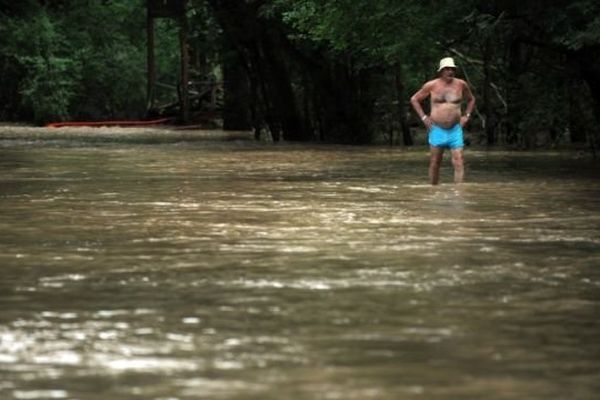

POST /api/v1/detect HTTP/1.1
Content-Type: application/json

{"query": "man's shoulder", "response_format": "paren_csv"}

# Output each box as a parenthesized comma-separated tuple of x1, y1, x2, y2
(424, 78, 441, 88)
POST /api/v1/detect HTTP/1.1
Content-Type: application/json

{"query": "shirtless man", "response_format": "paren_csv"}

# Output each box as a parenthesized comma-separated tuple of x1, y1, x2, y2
(410, 57, 475, 185)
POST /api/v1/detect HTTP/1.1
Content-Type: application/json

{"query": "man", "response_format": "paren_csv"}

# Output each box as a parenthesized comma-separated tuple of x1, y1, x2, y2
(410, 57, 475, 185)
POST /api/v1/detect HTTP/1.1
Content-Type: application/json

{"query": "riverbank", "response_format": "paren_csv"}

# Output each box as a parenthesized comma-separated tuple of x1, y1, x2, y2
(0, 124, 254, 144)
(0, 124, 595, 158)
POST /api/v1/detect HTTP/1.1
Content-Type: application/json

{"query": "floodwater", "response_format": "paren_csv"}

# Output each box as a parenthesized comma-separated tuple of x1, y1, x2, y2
(1, 137, 599, 399)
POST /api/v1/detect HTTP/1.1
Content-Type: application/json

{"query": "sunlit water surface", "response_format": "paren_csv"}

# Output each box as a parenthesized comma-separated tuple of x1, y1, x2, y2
(1, 139, 599, 399)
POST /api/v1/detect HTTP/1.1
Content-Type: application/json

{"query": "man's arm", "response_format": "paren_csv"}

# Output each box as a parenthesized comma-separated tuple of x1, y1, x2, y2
(410, 82, 433, 129)
(461, 81, 476, 127)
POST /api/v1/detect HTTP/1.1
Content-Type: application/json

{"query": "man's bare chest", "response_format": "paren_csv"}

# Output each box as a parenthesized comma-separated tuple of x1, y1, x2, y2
(431, 83, 463, 104)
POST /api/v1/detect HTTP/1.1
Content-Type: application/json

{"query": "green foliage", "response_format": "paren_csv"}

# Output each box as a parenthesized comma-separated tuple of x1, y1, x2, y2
(57, 0, 149, 120)
(1, 0, 599, 148)
(272, 0, 433, 68)
(3, 11, 81, 123)
(19, 55, 81, 123)
(546, 0, 600, 50)
(459, 0, 600, 146)
(252, 0, 447, 142)
(0, 0, 177, 123)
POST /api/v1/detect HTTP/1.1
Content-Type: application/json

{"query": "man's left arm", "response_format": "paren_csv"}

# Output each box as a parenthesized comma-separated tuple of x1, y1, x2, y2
(460, 81, 476, 127)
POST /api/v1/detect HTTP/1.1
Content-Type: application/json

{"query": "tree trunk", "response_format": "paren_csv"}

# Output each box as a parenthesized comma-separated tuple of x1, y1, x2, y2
(206, 0, 311, 141)
(222, 48, 252, 131)
(313, 61, 374, 144)
(260, 32, 308, 141)
(206, 0, 376, 144)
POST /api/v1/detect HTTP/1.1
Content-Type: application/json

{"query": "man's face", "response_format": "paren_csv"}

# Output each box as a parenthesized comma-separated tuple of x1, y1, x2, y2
(440, 67, 456, 80)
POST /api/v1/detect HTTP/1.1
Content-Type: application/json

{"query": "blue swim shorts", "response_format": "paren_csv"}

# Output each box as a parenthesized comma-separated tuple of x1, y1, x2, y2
(428, 124, 464, 149)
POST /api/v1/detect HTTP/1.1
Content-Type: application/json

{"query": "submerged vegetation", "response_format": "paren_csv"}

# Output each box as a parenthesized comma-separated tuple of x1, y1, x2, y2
(1, 0, 600, 150)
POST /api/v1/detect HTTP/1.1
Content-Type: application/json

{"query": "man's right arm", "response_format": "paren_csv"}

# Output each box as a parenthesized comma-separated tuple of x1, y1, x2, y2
(410, 82, 433, 128)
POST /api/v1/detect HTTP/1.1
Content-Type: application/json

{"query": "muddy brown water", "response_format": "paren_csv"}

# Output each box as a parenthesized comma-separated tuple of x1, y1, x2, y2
(1, 135, 599, 399)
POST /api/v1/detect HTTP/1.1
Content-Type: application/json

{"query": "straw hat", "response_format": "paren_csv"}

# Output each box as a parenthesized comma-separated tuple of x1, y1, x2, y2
(437, 57, 457, 71)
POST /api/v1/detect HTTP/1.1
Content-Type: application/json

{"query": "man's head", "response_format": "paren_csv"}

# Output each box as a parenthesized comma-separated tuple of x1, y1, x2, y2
(438, 57, 457, 71)
(437, 57, 457, 81)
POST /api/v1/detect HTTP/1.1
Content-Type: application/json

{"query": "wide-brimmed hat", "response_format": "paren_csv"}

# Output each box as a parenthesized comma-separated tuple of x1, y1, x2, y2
(437, 57, 457, 71)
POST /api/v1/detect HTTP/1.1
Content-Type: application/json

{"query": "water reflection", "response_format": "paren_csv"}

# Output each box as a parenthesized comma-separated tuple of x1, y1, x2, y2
(1, 142, 599, 399)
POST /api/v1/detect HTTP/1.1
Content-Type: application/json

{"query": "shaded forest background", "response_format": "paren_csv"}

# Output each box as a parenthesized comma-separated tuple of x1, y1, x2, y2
(1, 0, 600, 150)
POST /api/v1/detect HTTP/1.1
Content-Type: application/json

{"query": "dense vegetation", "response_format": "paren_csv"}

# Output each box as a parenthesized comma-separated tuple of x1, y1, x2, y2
(1, 0, 600, 150)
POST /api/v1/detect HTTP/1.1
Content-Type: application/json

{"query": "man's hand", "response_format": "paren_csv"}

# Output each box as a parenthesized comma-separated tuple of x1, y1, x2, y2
(424, 117, 434, 130)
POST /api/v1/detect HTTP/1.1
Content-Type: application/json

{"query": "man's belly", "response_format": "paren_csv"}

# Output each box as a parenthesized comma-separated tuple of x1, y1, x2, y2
(430, 104, 461, 128)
